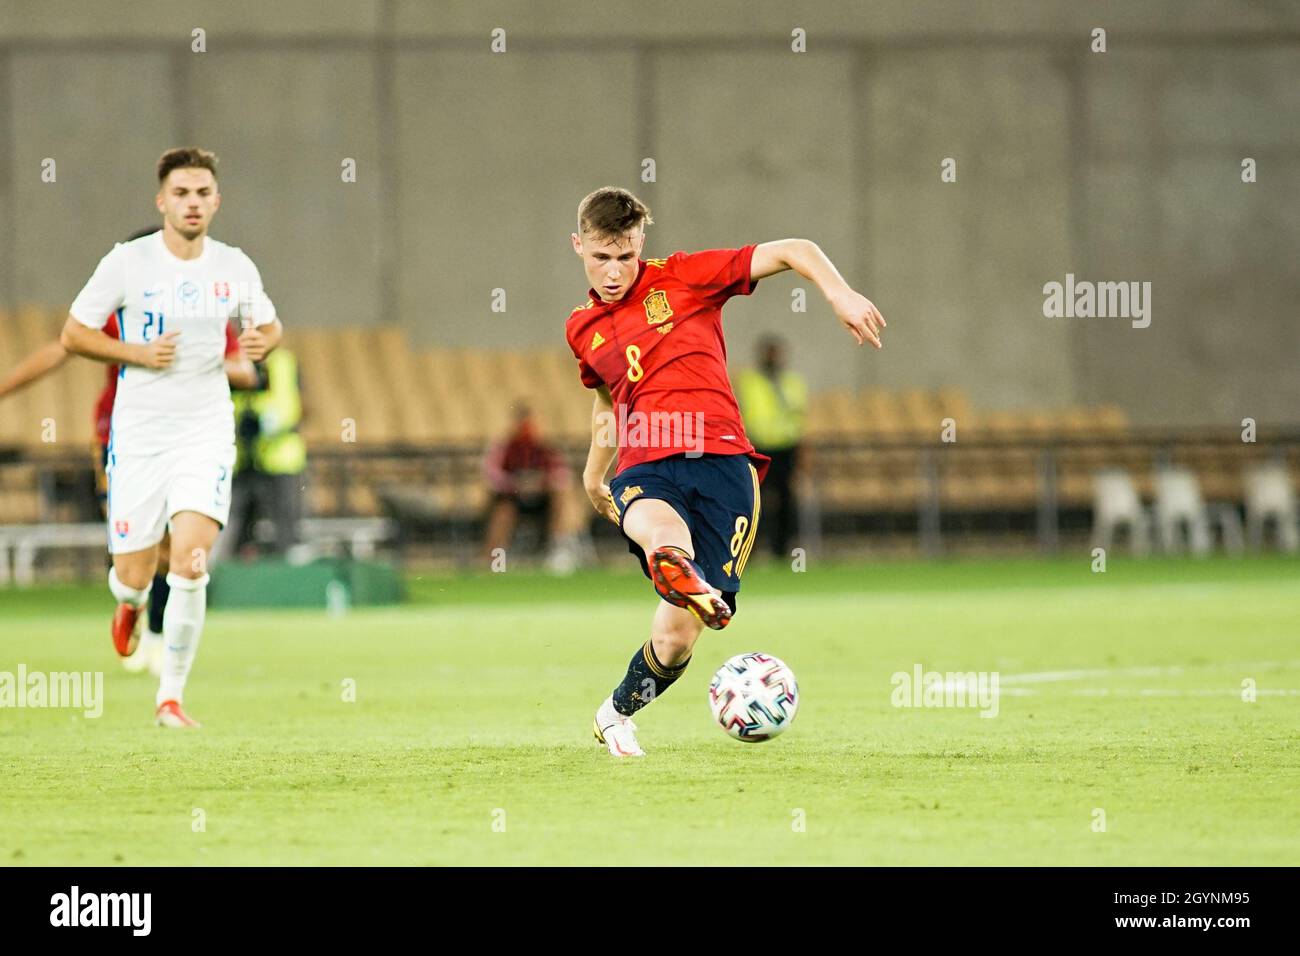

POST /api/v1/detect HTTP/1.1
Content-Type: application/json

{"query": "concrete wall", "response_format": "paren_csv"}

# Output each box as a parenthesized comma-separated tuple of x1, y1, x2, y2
(1, 0, 1296, 425)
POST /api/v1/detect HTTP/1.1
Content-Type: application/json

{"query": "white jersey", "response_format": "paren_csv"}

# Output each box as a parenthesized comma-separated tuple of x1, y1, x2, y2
(69, 231, 277, 456)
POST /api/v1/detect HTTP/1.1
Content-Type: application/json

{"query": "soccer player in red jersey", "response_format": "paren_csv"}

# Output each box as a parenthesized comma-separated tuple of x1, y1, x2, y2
(566, 187, 885, 756)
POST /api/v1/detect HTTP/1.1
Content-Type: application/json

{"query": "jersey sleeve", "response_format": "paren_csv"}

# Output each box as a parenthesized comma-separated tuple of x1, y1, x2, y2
(668, 244, 759, 304)
(576, 355, 602, 389)
(223, 323, 241, 357)
(567, 326, 604, 389)
(236, 252, 278, 327)
(68, 244, 126, 329)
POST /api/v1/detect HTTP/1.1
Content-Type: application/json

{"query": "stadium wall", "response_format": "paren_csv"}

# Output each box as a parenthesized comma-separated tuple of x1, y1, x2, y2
(0, 0, 1295, 427)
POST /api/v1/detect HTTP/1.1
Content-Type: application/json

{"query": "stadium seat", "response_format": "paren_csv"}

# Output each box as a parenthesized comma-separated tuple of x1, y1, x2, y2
(1092, 468, 1151, 555)
(857, 389, 909, 440)
(806, 389, 856, 441)
(1152, 466, 1213, 556)
(1092, 405, 1130, 435)
(1243, 461, 1298, 552)
(898, 389, 940, 440)
(14, 317, 1280, 561)
(935, 387, 972, 427)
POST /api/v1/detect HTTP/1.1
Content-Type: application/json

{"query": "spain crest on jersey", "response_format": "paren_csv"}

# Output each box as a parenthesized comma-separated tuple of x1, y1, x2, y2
(643, 288, 673, 325)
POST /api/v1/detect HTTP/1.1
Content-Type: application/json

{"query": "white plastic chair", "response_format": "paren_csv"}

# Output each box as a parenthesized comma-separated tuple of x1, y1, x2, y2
(1153, 466, 1212, 556)
(1244, 461, 1298, 552)
(1092, 468, 1151, 555)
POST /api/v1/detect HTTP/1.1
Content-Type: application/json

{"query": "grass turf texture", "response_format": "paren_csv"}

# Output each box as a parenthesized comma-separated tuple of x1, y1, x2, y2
(2, 555, 1297, 866)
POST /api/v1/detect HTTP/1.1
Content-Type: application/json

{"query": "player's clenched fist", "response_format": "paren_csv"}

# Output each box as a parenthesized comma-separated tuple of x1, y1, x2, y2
(138, 330, 180, 369)
(238, 324, 270, 363)
(829, 289, 886, 349)
(585, 479, 620, 525)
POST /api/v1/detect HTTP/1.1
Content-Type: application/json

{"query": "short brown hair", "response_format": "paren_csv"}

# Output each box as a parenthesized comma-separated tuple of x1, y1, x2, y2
(157, 147, 218, 184)
(578, 187, 653, 239)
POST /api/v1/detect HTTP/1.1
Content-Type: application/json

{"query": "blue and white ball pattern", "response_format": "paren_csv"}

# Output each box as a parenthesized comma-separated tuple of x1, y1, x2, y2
(708, 652, 799, 742)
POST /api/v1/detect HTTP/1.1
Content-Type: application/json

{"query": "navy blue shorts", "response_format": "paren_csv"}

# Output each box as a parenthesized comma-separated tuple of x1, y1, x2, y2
(609, 453, 763, 613)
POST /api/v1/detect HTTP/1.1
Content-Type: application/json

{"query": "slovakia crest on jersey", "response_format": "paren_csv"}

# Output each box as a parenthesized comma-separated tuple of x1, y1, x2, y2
(114, 520, 130, 537)
(214, 281, 231, 302)
(643, 288, 673, 325)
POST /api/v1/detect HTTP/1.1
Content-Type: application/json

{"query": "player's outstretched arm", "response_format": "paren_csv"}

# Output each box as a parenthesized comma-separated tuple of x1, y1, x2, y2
(238, 317, 282, 363)
(60, 315, 178, 369)
(750, 239, 886, 349)
(582, 384, 619, 525)
(0, 339, 70, 400)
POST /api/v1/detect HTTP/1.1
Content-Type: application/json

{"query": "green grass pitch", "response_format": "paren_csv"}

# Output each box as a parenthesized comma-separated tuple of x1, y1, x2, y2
(2, 555, 1297, 865)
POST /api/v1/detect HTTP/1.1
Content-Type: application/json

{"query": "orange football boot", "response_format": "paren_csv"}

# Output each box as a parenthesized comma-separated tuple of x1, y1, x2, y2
(648, 546, 732, 630)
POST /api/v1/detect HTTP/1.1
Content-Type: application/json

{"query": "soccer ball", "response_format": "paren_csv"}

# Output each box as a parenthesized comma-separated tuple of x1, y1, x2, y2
(708, 652, 799, 742)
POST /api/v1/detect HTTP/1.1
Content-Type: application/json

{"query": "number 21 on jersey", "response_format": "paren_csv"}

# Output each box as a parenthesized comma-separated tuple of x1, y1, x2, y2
(141, 310, 165, 341)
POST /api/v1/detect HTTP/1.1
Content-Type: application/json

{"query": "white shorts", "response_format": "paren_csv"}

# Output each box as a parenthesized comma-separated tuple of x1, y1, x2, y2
(105, 443, 235, 554)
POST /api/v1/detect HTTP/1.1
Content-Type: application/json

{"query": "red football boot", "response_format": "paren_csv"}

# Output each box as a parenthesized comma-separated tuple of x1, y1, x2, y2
(111, 603, 144, 657)
(155, 700, 201, 729)
(648, 547, 732, 630)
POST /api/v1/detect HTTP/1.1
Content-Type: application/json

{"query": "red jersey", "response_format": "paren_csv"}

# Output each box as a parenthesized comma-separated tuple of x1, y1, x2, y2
(565, 245, 770, 480)
(484, 422, 567, 494)
(94, 312, 242, 447)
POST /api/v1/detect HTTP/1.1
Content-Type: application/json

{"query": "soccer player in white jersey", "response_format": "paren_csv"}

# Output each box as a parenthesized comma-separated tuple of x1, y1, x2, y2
(60, 147, 283, 728)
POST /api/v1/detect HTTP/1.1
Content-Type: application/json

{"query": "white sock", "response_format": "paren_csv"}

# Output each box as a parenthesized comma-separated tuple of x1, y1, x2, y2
(157, 572, 208, 706)
(597, 695, 622, 726)
(140, 628, 164, 649)
(108, 567, 148, 607)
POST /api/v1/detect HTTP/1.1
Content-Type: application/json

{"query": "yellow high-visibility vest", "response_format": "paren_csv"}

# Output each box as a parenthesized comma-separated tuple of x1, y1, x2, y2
(233, 349, 307, 475)
(736, 368, 808, 451)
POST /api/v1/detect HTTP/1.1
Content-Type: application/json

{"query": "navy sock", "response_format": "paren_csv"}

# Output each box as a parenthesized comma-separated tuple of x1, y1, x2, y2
(612, 640, 690, 716)
(147, 573, 170, 634)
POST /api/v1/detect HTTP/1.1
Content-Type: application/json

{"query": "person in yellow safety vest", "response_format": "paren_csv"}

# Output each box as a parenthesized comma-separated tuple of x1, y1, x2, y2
(735, 336, 807, 560)
(225, 346, 307, 558)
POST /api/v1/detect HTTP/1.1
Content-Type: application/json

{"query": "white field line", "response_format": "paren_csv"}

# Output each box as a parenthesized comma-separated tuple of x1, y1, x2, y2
(938, 662, 1300, 698)
(999, 666, 1183, 685)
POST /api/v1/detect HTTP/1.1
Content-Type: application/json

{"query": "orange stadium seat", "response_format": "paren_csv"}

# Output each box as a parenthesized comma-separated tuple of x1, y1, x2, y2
(9, 317, 1281, 539)
(806, 388, 858, 441)
(0, 463, 42, 523)
(853, 388, 907, 441)
(1092, 404, 1130, 435)
(935, 387, 973, 427)
(291, 328, 344, 446)
(899, 388, 941, 440)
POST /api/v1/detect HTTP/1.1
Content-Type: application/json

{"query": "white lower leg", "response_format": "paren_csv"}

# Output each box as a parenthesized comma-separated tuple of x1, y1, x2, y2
(157, 572, 208, 706)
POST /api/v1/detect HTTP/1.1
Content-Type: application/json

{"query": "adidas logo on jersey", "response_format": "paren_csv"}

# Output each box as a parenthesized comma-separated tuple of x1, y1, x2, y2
(590, 332, 606, 351)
